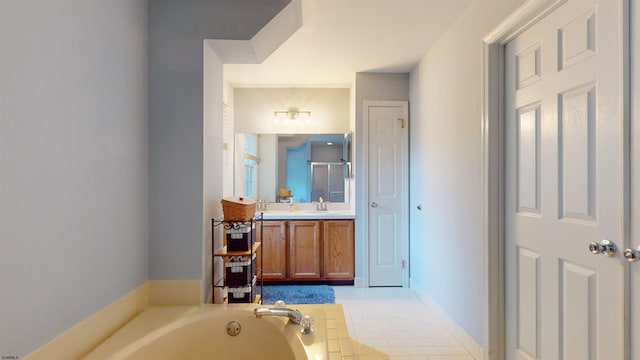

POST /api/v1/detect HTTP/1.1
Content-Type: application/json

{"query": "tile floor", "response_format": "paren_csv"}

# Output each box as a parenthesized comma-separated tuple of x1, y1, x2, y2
(332, 286, 475, 360)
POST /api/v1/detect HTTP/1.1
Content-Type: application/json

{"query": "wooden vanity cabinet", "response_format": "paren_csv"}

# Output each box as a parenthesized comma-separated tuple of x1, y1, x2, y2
(255, 220, 287, 280)
(289, 220, 321, 279)
(323, 220, 354, 280)
(257, 218, 354, 282)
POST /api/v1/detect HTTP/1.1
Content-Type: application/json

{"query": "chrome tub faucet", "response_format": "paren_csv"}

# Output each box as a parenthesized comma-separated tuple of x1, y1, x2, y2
(253, 300, 302, 324)
(253, 300, 315, 334)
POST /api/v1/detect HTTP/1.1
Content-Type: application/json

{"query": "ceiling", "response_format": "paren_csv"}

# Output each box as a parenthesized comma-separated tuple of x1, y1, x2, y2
(224, 0, 472, 88)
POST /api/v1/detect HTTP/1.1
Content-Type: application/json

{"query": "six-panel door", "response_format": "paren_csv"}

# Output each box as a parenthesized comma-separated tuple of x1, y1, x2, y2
(505, 0, 627, 358)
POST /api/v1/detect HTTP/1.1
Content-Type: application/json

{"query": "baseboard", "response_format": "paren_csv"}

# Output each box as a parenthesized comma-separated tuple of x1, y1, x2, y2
(148, 280, 202, 305)
(353, 277, 365, 288)
(206, 287, 213, 304)
(25, 282, 149, 360)
(411, 285, 484, 360)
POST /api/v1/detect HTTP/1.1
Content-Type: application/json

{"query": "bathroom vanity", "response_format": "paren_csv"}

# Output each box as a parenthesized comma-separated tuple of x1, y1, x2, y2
(256, 215, 354, 284)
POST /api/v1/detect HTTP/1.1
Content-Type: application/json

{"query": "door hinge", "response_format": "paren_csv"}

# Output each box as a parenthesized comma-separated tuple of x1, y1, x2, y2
(402, 260, 406, 269)
(398, 118, 405, 128)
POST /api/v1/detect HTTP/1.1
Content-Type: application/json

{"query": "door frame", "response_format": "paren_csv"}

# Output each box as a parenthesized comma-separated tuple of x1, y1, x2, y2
(480, 1, 568, 358)
(362, 100, 410, 288)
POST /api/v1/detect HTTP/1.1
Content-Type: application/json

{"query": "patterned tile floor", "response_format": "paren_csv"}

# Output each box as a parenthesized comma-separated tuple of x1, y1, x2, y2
(332, 286, 475, 360)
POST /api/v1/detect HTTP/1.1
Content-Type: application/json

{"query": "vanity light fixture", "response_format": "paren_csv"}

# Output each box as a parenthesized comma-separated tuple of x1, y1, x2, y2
(273, 107, 312, 123)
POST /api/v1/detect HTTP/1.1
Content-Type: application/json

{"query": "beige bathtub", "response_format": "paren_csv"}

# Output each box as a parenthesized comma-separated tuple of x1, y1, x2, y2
(83, 304, 385, 360)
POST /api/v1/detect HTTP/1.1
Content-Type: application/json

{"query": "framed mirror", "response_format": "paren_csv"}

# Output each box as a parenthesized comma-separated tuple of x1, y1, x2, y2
(234, 133, 351, 203)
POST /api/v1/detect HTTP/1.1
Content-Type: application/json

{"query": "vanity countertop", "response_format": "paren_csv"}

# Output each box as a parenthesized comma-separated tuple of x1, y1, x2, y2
(258, 209, 355, 220)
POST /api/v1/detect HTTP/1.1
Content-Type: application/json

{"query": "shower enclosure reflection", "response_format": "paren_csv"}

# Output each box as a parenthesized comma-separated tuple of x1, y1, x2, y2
(310, 162, 347, 202)
(234, 133, 351, 203)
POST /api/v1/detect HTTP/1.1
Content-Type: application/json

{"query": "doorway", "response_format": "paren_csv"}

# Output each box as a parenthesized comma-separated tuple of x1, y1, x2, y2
(364, 100, 409, 287)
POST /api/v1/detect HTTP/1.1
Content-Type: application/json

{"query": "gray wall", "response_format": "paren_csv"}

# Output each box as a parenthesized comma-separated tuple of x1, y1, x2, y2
(148, 1, 289, 284)
(148, 0, 208, 281)
(0, 0, 149, 356)
(0, 0, 289, 354)
(354, 73, 410, 282)
(408, 0, 525, 345)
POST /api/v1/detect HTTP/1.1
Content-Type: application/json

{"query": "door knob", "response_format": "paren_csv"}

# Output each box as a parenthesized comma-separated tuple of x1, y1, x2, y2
(623, 247, 640, 262)
(588, 239, 616, 257)
(371, 202, 378, 208)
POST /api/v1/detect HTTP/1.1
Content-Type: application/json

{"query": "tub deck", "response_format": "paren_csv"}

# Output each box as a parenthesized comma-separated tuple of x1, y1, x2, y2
(83, 304, 387, 360)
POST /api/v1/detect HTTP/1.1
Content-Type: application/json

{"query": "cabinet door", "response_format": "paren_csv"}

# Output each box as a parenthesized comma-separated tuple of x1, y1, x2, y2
(289, 220, 321, 279)
(255, 221, 287, 280)
(323, 220, 354, 280)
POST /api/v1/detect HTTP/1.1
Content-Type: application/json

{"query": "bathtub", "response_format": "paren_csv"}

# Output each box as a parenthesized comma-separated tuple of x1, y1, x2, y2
(83, 304, 333, 360)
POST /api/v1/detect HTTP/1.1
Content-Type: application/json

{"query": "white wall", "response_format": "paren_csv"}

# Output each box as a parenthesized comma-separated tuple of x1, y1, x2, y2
(234, 88, 351, 134)
(0, 0, 148, 356)
(203, 42, 224, 303)
(408, 0, 525, 345)
(234, 134, 247, 199)
(258, 134, 278, 202)
(223, 80, 235, 199)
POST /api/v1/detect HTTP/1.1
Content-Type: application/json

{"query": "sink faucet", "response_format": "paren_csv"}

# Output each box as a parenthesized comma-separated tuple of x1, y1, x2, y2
(254, 301, 303, 324)
(316, 197, 328, 211)
(256, 198, 266, 211)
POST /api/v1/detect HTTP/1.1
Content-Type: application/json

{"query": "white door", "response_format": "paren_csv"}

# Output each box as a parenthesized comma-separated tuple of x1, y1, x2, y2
(505, 0, 627, 359)
(365, 101, 408, 287)
(632, 3, 640, 359)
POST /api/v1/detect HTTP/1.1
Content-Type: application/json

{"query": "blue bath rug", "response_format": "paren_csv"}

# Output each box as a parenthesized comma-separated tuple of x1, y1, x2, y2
(260, 285, 335, 305)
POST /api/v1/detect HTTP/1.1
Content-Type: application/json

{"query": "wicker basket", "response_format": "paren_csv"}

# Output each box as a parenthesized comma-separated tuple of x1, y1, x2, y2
(221, 197, 256, 222)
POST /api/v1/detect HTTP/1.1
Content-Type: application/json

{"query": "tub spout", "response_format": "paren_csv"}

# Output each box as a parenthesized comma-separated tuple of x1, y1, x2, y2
(253, 306, 303, 325)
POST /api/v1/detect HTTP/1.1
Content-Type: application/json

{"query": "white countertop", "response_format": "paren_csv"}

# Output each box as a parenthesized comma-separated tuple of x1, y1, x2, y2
(258, 210, 355, 220)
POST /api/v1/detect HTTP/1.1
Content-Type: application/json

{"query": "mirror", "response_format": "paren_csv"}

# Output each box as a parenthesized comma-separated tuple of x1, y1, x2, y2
(234, 133, 352, 203)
